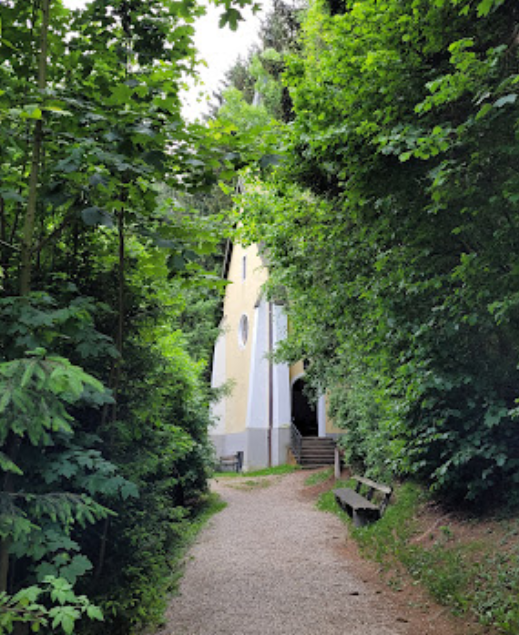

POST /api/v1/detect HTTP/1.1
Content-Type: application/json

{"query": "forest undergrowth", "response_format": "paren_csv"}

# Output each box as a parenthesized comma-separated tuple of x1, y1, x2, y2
(318, 474, 519, 634)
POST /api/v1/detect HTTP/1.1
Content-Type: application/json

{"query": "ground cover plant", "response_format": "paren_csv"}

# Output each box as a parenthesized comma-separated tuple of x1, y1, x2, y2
(4, 0, 519, 630)
(0, 0, 270, 632)
(304, 468, 333, 487)
(215, 465, 298, 478)
(232, 0, 519, 508)
(317, 478, 519, 633)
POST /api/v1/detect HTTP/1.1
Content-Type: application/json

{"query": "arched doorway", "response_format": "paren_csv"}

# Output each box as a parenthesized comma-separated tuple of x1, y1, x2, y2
(291, 378, 318, 437)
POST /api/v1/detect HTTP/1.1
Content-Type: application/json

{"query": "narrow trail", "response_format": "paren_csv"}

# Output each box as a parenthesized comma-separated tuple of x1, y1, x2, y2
(155, 471, 460, 635)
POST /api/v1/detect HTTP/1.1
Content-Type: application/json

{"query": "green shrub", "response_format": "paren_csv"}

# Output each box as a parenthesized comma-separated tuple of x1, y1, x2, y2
(318, 480, 519, 632)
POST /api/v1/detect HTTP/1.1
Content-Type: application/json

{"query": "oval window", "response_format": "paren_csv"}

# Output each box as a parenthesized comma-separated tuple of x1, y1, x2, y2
(238, 314, 249, 348)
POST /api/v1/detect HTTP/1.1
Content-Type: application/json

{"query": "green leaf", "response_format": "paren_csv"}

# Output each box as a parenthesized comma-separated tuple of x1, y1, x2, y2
(477, 0, 505, 16)
(12, 585, 43, 604)
(49, 579, 74, 606)
(81, 207, 114, 228)
(494, 94, 517, 108)
(0, 388, 12, 414)
(36, 562, 58, 583)
(0, 188, 25, 203)
(219, 7, 242, 31)
(109, 84, 133, 104)
(475, 102, 492, 120)
(259, 153, 283, 168)
(86, 605, 104, 621)
(141, 150, 167, 170)
(42, 105, 73, 117)
(21, 361, 37, 388)
(0, 451, 23, 476)
(89, 173, 107, 187)
(23, 105, 43, 120)
(120, 481, 139, 500)
(55, 153, 81, 174)
(60, 555, 93, 585)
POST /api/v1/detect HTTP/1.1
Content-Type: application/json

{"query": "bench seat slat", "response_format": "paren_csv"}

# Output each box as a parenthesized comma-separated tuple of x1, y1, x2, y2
(333, 488, 379, 512)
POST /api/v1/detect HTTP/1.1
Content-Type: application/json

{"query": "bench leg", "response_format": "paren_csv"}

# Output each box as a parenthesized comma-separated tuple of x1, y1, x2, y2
(352, 511, 365, 528)
(352, 510, 380, 527)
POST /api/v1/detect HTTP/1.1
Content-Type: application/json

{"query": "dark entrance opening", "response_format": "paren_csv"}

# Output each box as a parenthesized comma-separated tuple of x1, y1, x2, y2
(292, 378, 318, 437)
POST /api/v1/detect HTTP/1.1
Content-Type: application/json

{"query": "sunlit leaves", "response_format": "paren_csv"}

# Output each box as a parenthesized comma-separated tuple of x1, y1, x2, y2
(476, 0, 506, 16)
(0, 576, 103, 635)
(0, 0, 263, 630)
(242, 0, 519, 504)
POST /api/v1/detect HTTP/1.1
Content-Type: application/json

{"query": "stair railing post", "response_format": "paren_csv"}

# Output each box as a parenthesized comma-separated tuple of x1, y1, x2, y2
(290, 423, 302, 464)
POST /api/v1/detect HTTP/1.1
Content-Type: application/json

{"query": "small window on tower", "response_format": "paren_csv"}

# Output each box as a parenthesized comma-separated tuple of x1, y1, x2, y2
(238, 314, 249, 348)
(242, 255, 247, 281)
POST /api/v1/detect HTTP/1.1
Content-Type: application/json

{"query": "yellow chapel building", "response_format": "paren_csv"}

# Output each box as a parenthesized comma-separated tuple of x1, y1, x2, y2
(210, 240, 342, 470)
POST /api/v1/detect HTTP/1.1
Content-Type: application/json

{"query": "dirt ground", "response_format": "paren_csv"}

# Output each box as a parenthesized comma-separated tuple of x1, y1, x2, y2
(155, 470, 499, 635)
(301, 476, 497, 635)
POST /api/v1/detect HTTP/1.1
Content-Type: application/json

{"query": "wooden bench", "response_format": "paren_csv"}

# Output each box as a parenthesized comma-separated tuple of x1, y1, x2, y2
(218, 451, 243, 473)
(334, 475, 392, 527)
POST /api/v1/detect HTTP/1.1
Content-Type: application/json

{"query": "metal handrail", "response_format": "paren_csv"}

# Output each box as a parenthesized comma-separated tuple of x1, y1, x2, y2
(290, 423, 303, 464)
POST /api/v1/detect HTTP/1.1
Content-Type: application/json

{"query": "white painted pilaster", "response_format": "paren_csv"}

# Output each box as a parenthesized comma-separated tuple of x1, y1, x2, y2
(209, 328, 226, 435)
(245, 300, 269, 430)
(272, 305, 291, 429)
(318, 394, 326, 437)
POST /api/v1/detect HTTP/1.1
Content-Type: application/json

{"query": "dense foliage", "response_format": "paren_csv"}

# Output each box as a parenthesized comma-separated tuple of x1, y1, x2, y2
(4, 0, 519, 629)
(231, 0, 519, 506)
(0, 0, 262, 632)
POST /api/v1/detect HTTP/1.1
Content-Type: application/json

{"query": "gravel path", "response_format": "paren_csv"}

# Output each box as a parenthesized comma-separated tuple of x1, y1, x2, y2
(156, 471, 410, 635)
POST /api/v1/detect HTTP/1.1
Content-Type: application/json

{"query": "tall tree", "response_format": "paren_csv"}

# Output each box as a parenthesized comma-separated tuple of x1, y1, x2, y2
(0, 0, 262, 631)
(236, 0, 519, 505)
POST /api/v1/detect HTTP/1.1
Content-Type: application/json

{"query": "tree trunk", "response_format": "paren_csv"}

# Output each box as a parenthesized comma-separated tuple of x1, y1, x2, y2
(97, 206, 125, 576)
(0, 539, 11, 593)
(113, 206, 125, 417)
(0, 437, 20, 593)
(19, 0, 50, 295)
(1, 0, 52, 591)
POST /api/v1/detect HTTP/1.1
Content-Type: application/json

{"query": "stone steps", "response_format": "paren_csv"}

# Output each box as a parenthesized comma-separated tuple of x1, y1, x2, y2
(298, 437, 336, 467)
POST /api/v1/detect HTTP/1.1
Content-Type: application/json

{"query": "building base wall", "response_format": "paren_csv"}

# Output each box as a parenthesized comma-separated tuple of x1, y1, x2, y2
(210, 427, 292, 471)
(272, 425, 291, 467)
(246, 427, 269, 470)
(210, 431, 248, 460)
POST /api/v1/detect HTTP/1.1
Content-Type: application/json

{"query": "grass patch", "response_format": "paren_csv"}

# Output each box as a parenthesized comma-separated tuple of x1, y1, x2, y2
(214, 471, 242, 478)
(350, 483, 423, 562)
(305, 467, 333, 486)
(316, 477, 351, 521)
(244, 464, 298, 477)
(470, 531, 519, 633)
(165, 492, 227, 592)
(216, 464, 298, 478)
(316, 480, 519, 633)
(185, 492, 227, 537)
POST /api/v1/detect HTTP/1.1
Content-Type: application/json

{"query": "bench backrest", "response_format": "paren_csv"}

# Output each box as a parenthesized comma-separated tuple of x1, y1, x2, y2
(353, 475, 392, 514)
